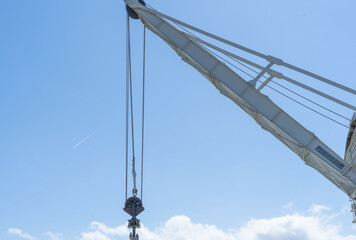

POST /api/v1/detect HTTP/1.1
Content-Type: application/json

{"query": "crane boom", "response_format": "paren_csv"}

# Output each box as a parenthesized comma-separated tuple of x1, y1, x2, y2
(124, 0, 356, 215)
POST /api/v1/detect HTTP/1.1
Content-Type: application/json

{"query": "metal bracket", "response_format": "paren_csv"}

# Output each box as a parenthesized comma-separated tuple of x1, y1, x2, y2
(248, 62, 274, 88)
(268, 69, 283, 79)
(266, 55, 284, 65)
(257, 75, 274, 91)
(128, 217, 141, 229)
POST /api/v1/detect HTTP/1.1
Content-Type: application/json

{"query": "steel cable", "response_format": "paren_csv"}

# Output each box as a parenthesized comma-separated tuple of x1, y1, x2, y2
(169, 20, 349, 128)
(169, 20, 350, 127)
(125, 14, 130, 200)
(141, 26, 146, 200)
(127, 14, 138, 197)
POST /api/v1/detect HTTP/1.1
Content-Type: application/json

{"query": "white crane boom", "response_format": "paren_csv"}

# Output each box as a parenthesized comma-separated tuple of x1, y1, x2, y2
(124, 0, 356, 221)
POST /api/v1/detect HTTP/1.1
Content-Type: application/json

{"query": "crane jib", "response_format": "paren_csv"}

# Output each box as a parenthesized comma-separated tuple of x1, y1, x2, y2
(123, 0, 356, 223)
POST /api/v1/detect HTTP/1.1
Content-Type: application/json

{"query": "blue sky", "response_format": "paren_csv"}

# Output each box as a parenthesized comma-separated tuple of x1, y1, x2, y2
(1, 0, 356, 239)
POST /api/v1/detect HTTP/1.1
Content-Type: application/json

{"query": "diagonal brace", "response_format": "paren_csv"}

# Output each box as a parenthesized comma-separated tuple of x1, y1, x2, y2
(257, 75, 274, 91)
(249, 62, 274, 88)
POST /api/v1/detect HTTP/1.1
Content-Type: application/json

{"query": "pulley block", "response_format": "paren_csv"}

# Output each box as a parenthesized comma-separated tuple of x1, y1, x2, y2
(126, 0, 146, 19)
(124, 196, 144, 218)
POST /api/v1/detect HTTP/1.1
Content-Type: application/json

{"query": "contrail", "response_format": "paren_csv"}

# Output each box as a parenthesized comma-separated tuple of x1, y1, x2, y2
(72, 129, 100, 149)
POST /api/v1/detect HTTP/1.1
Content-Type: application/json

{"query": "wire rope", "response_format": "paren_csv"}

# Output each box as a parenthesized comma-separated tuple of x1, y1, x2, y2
(142, 4, 356, 96)
(140, 26, 146, 200)
(128, 17, 135, 160)
(224, 52, 350, 122)
(146, 3, 351, 129)
(171, 19, 350, 126)
(218, 50, 351, 121)
(265, 85, 349, 128)
(211, 49, 349, 128)
(269, 79, 350, 121)
(153, 6, 350, 122)
(169, 20, 349, 128)
(127, 14, 138, 197)
(125, 14, 130, 200)
(214, 53, 349, 128)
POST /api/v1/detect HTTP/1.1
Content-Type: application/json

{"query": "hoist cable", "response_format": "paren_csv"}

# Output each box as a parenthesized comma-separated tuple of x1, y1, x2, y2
(128, 18, 135, 158)
(127, 14, 138, 197)
(125, 14, 130, 200)
(140, 26, 146, 200)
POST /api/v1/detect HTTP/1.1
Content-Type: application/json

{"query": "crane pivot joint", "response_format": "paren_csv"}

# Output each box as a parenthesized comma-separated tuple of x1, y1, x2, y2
(126, 0, 146, 19)
(269, 69, 284, 79)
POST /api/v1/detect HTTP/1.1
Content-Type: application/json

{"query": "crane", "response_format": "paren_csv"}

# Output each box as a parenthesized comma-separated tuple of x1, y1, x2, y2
(123, 0, 356, 236)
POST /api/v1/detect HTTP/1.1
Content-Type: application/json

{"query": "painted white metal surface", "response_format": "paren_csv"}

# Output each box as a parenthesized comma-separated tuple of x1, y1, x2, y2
(346, 114, 356, 167)
(124, 0, 356, 199)
(347, 115, 356, 222)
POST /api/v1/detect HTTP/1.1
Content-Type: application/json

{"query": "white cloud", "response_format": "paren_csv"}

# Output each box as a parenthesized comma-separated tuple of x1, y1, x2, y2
(156, 215, 234, 240)
(8, 228, 36, 240)
(308, 204, 330, 215)
(233, 213, 350, 240)
(80, 231, 111, 240)
(44, 232, 62, 240)
(89, 221, 127, 236)
(79, 209, 356, 240)
(8, 205, 356, 240)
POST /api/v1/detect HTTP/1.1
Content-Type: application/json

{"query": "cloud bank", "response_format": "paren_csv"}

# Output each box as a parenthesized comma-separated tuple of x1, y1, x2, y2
(8, 205, 356, 240)
(8, 228, 36, 240)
